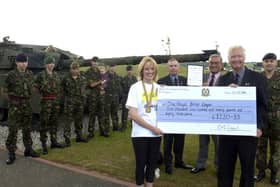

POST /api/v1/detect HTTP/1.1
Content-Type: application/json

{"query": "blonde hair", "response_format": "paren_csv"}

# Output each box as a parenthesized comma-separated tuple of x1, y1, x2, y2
(137, 56, 158, 81)
(99, 65, 107, 73)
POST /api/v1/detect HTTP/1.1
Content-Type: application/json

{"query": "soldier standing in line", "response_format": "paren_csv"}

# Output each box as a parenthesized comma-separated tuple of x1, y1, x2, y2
(254, 53, 280, 185)
(84, 57, 105, 140)
(61, 61, 87, 146)
(104, 64, 122, 131)
(34, 56, 64, 155)
(120, 65, 137, 131)
(5, 53, 39, 165)
(99, 65, 110, 137)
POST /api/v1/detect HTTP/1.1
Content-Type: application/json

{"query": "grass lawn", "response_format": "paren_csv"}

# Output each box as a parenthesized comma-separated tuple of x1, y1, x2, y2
(43, 126, 275, 187)
(47, 64, 275, 186)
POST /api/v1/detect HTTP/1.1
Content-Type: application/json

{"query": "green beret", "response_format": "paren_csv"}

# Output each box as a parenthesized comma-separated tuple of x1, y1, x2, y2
(44, 56, 55, 64)
(70, 61, 80, 69)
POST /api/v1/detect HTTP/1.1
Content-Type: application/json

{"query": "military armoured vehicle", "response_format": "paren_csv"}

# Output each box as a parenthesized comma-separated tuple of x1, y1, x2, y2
(0, 36, 85, 127)
(98, 49, 218, 66)
(0, 36, 218, 128)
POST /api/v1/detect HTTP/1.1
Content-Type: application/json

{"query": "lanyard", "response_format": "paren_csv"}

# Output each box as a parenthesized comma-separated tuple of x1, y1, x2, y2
(142, 81, 154, 113)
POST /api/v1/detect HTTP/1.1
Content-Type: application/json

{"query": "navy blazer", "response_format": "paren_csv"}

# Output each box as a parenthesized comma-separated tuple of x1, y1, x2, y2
(157, 75, 187, 86)
(216, 67, 268, 130)
(203, 72, 223, 86)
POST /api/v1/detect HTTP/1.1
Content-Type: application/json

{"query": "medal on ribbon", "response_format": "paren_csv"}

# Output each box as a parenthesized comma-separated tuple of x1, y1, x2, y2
(142, 81, 154, 113)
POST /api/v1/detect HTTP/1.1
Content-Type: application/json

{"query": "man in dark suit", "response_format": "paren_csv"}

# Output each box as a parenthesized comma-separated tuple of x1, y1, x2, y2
(216, 46, 267, 187)
(190, 54, 223, 174)
(157, 58, 192, 174)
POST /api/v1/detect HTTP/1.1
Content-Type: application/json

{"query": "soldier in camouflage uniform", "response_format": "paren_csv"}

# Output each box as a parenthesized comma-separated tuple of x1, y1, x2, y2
(61, 61, 87, 146)
(104, 65, 122, 131)
(98, 66, 110, 137)
(255, 53, 280, 185)
(5, 53, 39, 165)
(84, 57, 105, 139)
(34, 56, 64, 155)
(120, 65, 137, 131)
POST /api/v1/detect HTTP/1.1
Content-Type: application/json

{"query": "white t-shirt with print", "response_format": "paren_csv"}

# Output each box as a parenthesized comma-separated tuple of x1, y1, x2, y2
(126, 80, 161, 138)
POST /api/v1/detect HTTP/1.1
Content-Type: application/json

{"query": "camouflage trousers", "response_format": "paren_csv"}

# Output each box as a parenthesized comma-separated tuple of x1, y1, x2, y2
(6, 100, 33, 152)
(121, 95, 129, 129)
(87, 94, 105, 135)
(40, 99, 60, 145)
(256, 116, 280, 172)
(63, 100, 84, 139)
(98, 92, 109, 135)
(104, 93, 119, 131)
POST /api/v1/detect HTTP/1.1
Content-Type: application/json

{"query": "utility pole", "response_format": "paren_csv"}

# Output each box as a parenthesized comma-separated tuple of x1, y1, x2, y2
(161, 36, 171, 55)
(215, 41, 219, 51)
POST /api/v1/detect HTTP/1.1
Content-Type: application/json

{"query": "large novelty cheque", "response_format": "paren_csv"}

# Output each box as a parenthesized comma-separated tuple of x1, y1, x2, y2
(157, 86, 257, 136)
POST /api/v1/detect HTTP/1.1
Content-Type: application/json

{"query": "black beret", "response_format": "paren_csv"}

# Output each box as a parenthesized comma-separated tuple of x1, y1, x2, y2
(263, 53, 277, 61)
(16, 53, 27, 62)
(91, 56, 99, 62)
(109, 64, 115, 67)
(126, 65, 133, 71)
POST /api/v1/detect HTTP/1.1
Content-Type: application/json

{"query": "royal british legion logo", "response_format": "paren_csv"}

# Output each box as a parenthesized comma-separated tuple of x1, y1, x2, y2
(202, 88, 210, 97)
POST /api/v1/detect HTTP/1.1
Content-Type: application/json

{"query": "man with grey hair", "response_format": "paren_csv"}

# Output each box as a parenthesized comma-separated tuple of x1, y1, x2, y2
(190, 54, 223, 174)
(216, 46, 267, 187)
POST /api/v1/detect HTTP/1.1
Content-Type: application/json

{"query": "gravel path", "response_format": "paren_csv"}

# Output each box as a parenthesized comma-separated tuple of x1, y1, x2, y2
(0, 116, 90, 151)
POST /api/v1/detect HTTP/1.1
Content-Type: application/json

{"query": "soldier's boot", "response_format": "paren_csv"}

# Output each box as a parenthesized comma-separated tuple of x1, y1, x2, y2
(64, 137, 71, 147)
(50, 141, 64, 149)
(254, 170, 265, 182)
(119, 124, 127, 132)
(76, 135, 88, 143)
(24, 147, 40, 158)
(6, 152, 16, 165)
(112, 124, 118, 131)
(87, 132, 95, 141)
(41, 143, 48, 155)
(271, 171, 279, 185)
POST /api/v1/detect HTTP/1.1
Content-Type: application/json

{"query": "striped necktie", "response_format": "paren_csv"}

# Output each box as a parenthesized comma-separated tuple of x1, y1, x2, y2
(234, 73, 239, 84)
(209, 74, 215, 86)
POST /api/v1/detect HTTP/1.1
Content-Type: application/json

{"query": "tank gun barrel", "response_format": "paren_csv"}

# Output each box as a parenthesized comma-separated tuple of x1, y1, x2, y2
(90, 49, 219, 66)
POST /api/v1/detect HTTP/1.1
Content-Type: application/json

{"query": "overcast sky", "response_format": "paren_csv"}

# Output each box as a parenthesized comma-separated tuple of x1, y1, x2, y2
(1, 0, 280, 62)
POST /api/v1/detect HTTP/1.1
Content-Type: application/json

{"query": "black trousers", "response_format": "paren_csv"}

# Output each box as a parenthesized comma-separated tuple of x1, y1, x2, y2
(132, 137, 161, 185)
(218, 135, 258, 187)
(163, 134, 185, 167)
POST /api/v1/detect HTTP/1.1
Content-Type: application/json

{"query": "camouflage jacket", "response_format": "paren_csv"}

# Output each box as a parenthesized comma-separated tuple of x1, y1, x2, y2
(104, 72, 122, 95)
(5, 69, 33, 98)
(264, 71, 280, 112)
(84, 67, 101, 95)
(34, 70, 61, 96)
(61, 73, 85, 100)
(121, 75, 137, 96)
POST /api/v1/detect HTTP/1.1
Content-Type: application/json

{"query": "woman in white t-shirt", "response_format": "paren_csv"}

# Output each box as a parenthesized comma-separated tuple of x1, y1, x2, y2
(126, 56, 163, 187)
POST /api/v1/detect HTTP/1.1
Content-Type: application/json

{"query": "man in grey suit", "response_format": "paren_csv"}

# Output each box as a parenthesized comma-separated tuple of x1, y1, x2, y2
(190, 54, 223, 174)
